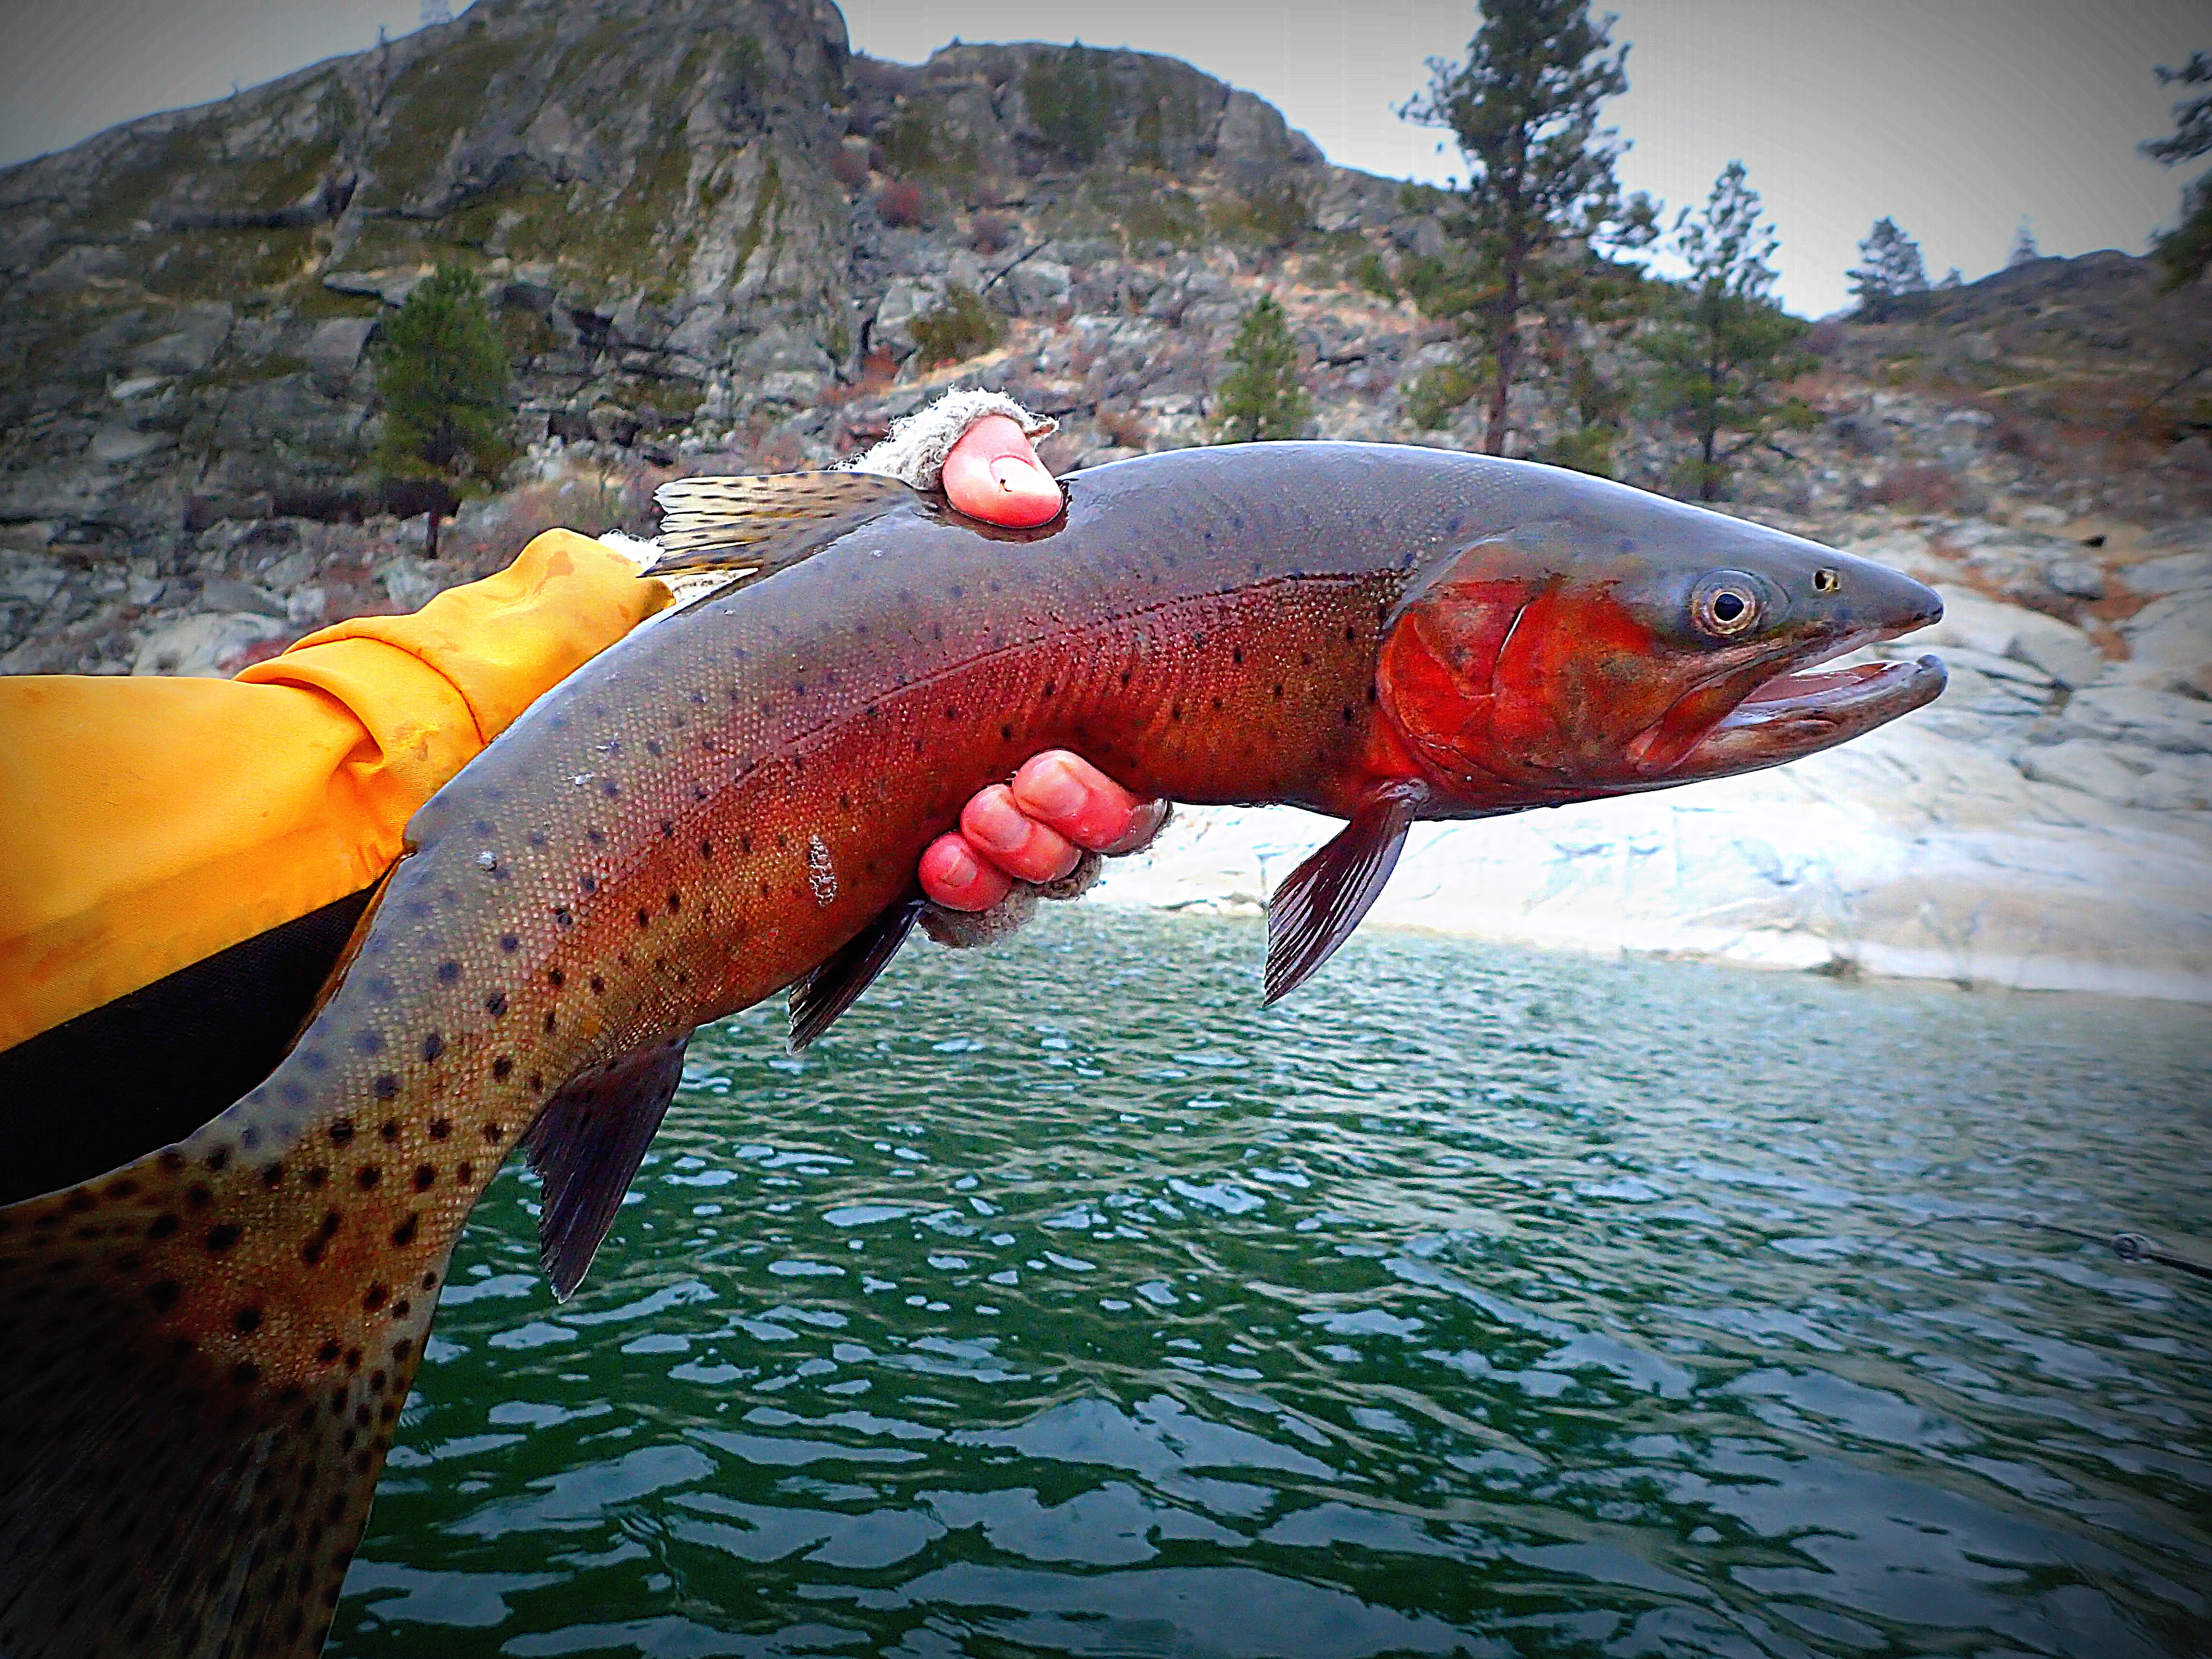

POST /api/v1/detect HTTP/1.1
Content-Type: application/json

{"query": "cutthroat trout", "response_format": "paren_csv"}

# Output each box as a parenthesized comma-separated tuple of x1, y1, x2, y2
(0, 443, 1943, 1656)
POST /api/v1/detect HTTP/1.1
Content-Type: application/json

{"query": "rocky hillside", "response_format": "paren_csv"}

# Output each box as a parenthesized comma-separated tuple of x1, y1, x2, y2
(2, 0, 2207, 1000)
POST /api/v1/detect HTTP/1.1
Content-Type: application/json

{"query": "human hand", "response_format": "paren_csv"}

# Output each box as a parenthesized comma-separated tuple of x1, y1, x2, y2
(938, 413, 1064, 527)
(920, 750, 1169, 912)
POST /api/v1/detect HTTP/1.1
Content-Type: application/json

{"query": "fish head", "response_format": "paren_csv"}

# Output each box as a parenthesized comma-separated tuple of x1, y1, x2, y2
(1378, 471, 1947, 806)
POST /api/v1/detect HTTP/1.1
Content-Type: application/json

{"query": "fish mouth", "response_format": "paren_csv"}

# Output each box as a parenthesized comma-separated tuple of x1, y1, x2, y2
(1634, 627, 1948, 781)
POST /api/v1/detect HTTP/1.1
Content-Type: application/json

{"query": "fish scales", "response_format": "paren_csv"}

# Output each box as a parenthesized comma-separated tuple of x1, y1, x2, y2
(0, 443, 1945, 1657)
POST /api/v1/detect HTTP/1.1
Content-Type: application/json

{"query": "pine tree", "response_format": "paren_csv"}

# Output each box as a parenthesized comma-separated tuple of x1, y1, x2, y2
(2007, 218, 2040, 267)
(1399, 0, 1658, 456)
(2142, 50, 2212, 290)
(1847, 217, 1928, 320)
(1213, 295, 1311, 443)
(373, 264, 517, 554)
(1642, 161, 1815, 501)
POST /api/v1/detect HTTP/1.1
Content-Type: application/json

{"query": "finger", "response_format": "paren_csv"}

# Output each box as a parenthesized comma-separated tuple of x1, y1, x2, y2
(942, 414, 1063, 528)
(1010, 751, 1162, 853)
(961, 782, 1082, 885)
(919, 831, 1015, 912)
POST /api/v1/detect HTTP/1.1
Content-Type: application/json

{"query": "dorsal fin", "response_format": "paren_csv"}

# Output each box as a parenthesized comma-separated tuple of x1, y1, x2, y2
(649, 472, 916, 583)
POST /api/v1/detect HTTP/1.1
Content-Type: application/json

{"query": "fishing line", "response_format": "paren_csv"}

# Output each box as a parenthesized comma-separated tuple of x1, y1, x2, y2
(1874, 1213, 2212, 1285)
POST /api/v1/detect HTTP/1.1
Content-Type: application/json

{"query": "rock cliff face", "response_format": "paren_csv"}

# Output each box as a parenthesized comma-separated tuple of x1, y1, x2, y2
(1, 0, 2206, 999)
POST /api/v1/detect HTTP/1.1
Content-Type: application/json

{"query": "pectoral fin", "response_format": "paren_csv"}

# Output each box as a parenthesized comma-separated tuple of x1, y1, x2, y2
(1264, 783, 1427, 1005)
(649, 472, 916, 583)
(523, 1034, 690, 1300)
(788, 891, 926, 1052)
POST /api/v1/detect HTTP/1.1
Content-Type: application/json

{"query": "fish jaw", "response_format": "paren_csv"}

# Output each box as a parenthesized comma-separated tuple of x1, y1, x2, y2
(1657, 642, 1949, 782)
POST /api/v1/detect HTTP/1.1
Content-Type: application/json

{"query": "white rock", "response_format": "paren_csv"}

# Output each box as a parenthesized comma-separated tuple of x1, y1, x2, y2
(2061, 685, 2212, 754)
(304, 317, 377, 386)
(1095, 711, 2212, 1006)
(89, 424, 177, 465)
(1004, 258, 1071, 316)
(2111, 590, 2212, 696)
(871, 278, 943, 360)
(1921, 585, 2104, 688)
(131, 612, 284, 677)
(2123, 551, 2212, 596)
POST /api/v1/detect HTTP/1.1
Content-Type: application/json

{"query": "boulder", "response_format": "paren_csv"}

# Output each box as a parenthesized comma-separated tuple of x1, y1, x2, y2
(131, 612, 285, 677)
(1922, 586, 2104, 689)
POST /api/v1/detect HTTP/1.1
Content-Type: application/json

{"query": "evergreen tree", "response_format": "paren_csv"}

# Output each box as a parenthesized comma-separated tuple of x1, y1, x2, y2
(2142, 50, 2212, 290)
(1642, 161, 1815, 501)
(1213, 294, 1311, 443)
(373, 264, 517, 554)
(2007, 218, 2040, 266)
(1847, 217, 1928, 320)
(1399, 0, 1658, 455)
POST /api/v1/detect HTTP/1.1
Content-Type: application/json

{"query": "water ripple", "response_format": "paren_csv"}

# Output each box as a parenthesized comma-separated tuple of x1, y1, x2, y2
(336, 912, 2212, 1658)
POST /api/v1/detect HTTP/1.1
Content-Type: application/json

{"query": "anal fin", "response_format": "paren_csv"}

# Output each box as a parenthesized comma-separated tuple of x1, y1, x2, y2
(789, 892, 925, 1051)
(1264, 782, 1427, 1005)
(523, 1034, 690, 1300)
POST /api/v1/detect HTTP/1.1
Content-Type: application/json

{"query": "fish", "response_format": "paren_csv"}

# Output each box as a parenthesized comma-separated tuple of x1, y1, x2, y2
(0, 442, 1943, 1656)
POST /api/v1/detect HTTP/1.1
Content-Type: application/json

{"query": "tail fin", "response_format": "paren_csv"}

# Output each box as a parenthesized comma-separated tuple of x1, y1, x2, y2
(0, 1135, 446, 1657)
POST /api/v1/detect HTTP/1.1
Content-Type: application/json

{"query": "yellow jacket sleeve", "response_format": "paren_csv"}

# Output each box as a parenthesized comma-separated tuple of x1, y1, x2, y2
(0, 529, 668, 1049)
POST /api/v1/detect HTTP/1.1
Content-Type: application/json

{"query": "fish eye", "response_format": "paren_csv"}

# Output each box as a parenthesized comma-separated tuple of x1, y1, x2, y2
(1813, 568, 1840, 593)
(1691, 573, 1765, 639)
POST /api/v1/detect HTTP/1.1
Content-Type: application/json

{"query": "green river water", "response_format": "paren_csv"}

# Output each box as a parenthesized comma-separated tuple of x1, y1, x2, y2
(329, 910, 2212, 1659)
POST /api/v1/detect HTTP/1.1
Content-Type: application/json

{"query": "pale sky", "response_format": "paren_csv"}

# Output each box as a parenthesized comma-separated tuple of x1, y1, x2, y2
(3, 0, 2203, 318)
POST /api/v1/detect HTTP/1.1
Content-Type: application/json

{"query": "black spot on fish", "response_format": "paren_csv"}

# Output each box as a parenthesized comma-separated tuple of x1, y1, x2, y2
(528, 831, 548, 850)
(233, 1305, 261, 1333)
(363, 1285, 387, 1311)
(636, 907, 650, 929)
(204, 1146, 229, 1172)
(700, 837, 715, 860)
(355, 1167, 381, 1190)
(231, 1361, 260, 1387)
(543, 1010, 557, 1034)
(422, 1031, 445, 1063)
(379, 1119, 399, 1142)
(647, 739, 663, 757)
(587, 828, 604, 845)
(390, 1215, 418, 1247)
(547, 967, 565, 988)
(580, 875, 598, 894)
(667, 890, 682, 913)
(485, 991, 507, 1017)
(355, 1029, 385, 1055)
(554, 906, 573, 928)
(305, 1166, 328, 1187)
(482, 1123, 504, 1143)
(204, 1224, 240, 1254)
(393, 1298, 412, 1319)
(413, 1165, 436, 1190)
(589, 974, 606, 996)
(145, 1214, 177, 1240)
(260, 1162, 285, 1189)
(428, 1118, 451, 1140)
(457, 1161, 475, 1184)
(185, 1184, 212, 1209)
(492, 1056, 512, 1081)
(435, 961, 460, 983)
